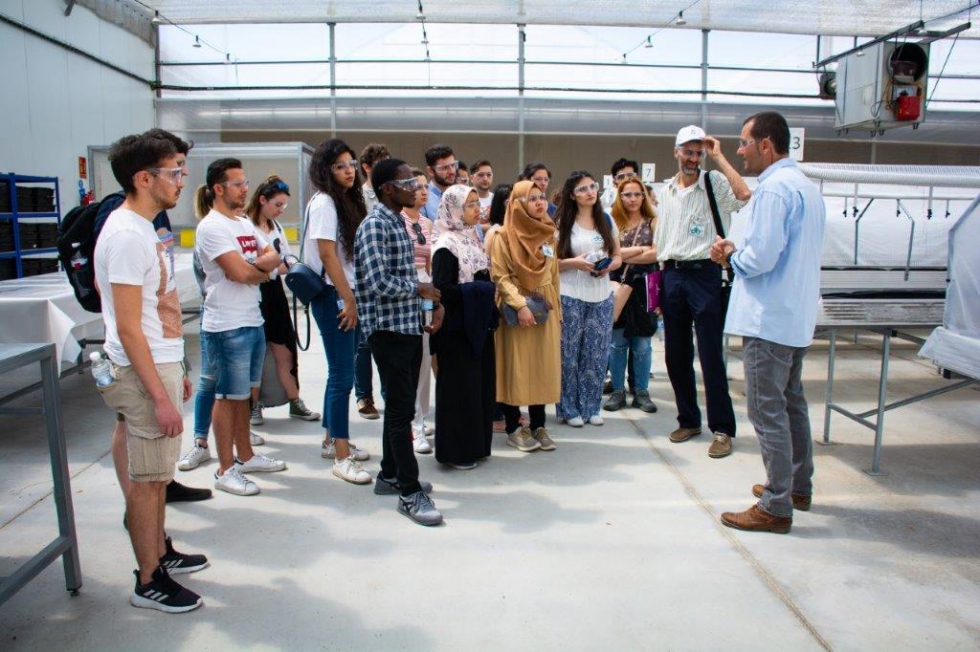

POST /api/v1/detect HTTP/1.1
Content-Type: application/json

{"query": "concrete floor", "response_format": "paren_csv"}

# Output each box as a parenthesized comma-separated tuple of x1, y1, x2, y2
(1, 329, 978, 651)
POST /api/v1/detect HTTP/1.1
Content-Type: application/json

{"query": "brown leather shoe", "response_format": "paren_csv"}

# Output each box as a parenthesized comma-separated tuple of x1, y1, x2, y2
(357, 398, 380, 420)
(669, 427, 702, 443)
(752, 484, 812, 511)
(721, 504, 791, 534)
(707, 433, 732, 458)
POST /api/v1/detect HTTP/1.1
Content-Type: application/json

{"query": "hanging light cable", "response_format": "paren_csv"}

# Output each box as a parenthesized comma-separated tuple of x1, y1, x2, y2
(623, 0, 702, 61)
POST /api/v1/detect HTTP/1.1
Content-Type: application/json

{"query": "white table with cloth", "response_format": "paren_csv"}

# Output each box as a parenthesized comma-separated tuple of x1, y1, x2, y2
(0, 253, 198, 369)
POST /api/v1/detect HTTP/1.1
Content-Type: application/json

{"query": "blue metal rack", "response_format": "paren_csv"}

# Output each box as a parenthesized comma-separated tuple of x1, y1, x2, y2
(0, 173, 62, 278)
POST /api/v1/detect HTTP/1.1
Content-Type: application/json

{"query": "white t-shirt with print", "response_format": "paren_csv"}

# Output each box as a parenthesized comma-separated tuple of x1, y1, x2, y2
(196, 210, 268, 333)
(558, 220, 620, 303)
(95, 207, 184, 366)
(302, 192, 355, 288)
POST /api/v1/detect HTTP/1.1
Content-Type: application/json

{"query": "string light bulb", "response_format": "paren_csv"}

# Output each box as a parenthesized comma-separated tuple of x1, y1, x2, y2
(644, 36, 653, 48)
(193, 35, 202, 48)
(676, 11, 687, 26)
(151, 11, 162, 25)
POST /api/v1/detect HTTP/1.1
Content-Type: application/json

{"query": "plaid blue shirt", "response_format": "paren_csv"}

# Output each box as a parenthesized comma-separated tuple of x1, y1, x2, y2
(355, 203, 422, 339)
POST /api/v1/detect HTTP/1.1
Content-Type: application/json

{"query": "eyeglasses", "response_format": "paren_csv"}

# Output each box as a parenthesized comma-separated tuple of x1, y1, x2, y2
(679, 148, 705, 158)
(463, 200, 481, 210)
(524, 193, 547, 203)
(620, 191, 644, 200)
(387, 178, 422, 192)
(573, 182, 599, 195)
(331, 159, 358, 172)
(614, 171, 638, 183)
(738, 138, 761, 148)
(531, 175, 550, 184)
(410, 221, 426, 245)
(472, 171, 493, 180)
(222, 179, 249, 189)
(147, 167, 186, 184)
(432, 161, 459, 173)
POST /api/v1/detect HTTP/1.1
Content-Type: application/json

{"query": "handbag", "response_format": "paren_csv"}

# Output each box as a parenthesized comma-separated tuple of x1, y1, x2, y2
(502, 293, 550, 326)
(704, 171, 734, 314)
(644, 269, 662, 312)
(282, 201, 326, 351)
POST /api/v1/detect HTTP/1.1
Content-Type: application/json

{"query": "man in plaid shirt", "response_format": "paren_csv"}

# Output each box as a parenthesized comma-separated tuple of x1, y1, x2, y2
(355, 157, 445, 526)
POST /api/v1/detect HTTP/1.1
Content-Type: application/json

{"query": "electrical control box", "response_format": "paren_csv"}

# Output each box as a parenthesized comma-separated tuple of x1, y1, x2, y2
(835, 41, 929, 133)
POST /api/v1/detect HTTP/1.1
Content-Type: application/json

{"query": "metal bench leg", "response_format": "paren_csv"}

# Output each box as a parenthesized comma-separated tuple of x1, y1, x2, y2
(822, 328, 837, 445)
(867, 331, 891, 476)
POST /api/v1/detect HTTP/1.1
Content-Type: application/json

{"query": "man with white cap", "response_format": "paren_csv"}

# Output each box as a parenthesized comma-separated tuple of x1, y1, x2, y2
(653, 125, 751, 458)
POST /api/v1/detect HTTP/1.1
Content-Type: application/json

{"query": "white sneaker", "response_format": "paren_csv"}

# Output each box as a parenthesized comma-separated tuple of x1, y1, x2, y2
(321, 439, 370, 461)
(588, 414, 604, 426)
(250, 430, 265, 446)
(249, 403, 264, 426)
(237, 453, 286, 473)
(214, 466, 259, 496)
(413, 433, 433, 454)
(566, 416, 585, 427)
(177, 443, 211, 471)
(332, 457, 372, 484)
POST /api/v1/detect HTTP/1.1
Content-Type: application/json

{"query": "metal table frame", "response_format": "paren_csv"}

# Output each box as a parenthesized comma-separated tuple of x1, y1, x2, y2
(0, 343, 82, 606)
(821, 327, 979, 475)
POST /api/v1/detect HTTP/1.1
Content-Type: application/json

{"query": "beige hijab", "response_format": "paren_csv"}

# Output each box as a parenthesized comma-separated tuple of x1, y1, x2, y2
(496, 180, 555, 294)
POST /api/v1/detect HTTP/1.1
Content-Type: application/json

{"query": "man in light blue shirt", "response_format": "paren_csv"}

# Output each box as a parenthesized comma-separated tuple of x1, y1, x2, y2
(710, 111, 826, 534)
(420, 143, 458, 220)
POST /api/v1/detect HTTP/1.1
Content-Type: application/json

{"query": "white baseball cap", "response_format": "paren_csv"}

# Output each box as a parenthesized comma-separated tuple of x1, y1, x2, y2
(675, 125, 706, 147)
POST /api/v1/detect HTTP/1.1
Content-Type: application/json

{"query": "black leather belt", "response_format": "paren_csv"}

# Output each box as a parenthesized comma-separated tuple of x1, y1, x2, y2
(663, 259, 713, 270)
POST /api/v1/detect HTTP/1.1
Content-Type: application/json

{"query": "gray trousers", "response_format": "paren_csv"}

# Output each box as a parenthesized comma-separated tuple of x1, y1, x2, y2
(742, 336, 814, 517)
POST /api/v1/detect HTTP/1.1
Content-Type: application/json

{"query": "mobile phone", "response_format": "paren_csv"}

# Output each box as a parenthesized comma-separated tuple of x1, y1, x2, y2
(593, 257, 612, 272)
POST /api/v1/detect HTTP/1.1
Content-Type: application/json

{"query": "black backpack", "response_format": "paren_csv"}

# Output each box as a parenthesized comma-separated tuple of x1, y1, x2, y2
(57, 192, 124, 313)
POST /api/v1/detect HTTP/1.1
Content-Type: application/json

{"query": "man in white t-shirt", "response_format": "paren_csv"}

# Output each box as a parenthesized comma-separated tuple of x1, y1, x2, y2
(194, 158, 286, 497)
(96, 129, 207, 613)
(471, 159, 494, 222)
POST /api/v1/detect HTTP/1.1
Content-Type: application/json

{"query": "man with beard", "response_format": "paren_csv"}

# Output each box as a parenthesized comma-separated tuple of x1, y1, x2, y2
(194, 159, 286, 497)
(653, 125, 751, 459)
(470, 159, 495, 222)
(420, 143, 458, 220)
(95, 129, 208, 611)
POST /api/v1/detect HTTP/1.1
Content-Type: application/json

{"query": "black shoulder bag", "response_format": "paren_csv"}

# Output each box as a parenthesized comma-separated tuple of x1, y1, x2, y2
(703, 170, 734, 315)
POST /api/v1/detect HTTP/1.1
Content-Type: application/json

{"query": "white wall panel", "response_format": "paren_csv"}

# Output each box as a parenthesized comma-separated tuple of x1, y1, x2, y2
(0, 23, 34, 174)
(0, 1, 154, 210)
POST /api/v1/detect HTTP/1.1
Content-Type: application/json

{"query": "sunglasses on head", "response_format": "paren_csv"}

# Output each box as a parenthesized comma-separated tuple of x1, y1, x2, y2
(411, 221, 426, 245)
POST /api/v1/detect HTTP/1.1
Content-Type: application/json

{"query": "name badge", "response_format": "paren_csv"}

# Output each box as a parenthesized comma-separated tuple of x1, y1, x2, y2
(689, 223, 705, 237)
(542, 244, 554, 257)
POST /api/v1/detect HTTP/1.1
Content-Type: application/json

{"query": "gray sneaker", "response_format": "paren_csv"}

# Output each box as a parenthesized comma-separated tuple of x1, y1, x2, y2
(506, 427, 541, 452)
(532, 427, 556, 451)
(288, 397, 321, 421)
(398, 490, 443, 526)
(631, 390, 658, 413)
(603, 389, 627, 412)
(374, 474, 433, 496)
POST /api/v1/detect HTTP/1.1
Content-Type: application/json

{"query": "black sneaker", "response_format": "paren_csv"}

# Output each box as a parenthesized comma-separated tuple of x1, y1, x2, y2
(159, 537, 209, 575)
(165, 480, 213, 503)
(374, 473, 433, 496)
(130, 567, 203, 613)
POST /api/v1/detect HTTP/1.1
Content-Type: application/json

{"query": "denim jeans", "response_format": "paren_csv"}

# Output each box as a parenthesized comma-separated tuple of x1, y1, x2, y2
(609, 328, 652, 392)
(193, 330, 215, 441)
(742, 336, 814, 517)
(311, 286, 356, 439)
(202, 326, 265, 400)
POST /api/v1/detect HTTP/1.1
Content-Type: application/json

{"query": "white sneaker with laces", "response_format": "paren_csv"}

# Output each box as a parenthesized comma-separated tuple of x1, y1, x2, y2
(412, 433, 433, 454)
(177, 443, 211, 471)
(588, 414, 604, 426)
(237, 453, 286, 473)
(249, 431, 265, 446)
(214, 466, 259, 496)
(321, 439, 370, 461)
(332, 456, 372, 484)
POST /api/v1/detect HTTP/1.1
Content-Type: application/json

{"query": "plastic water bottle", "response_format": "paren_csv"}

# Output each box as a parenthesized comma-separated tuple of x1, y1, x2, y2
(421, 299, 434, 327)
(657, 315, 665, 342)
(336, 298, 345, 312)
(90, 352, 114, 388)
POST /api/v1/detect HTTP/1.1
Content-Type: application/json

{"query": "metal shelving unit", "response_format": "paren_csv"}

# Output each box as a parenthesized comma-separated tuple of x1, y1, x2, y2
(0, 173, 62, 279)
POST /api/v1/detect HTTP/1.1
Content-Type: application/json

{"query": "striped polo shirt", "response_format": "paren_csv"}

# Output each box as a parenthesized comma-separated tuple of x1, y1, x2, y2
(653, 169, 747, 262)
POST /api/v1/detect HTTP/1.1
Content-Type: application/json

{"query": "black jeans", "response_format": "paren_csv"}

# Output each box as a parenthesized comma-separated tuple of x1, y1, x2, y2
(661, 263, 736, 437)
(502, 404, 545, 433)
(369, 330, 422, 496)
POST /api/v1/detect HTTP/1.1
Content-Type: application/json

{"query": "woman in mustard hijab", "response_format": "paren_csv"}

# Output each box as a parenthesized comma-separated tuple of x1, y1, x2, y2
(489, 180, 562, 453)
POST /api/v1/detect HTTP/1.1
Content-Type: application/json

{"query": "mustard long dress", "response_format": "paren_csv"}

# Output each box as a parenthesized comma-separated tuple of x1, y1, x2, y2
(490, 234, 562, 406)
